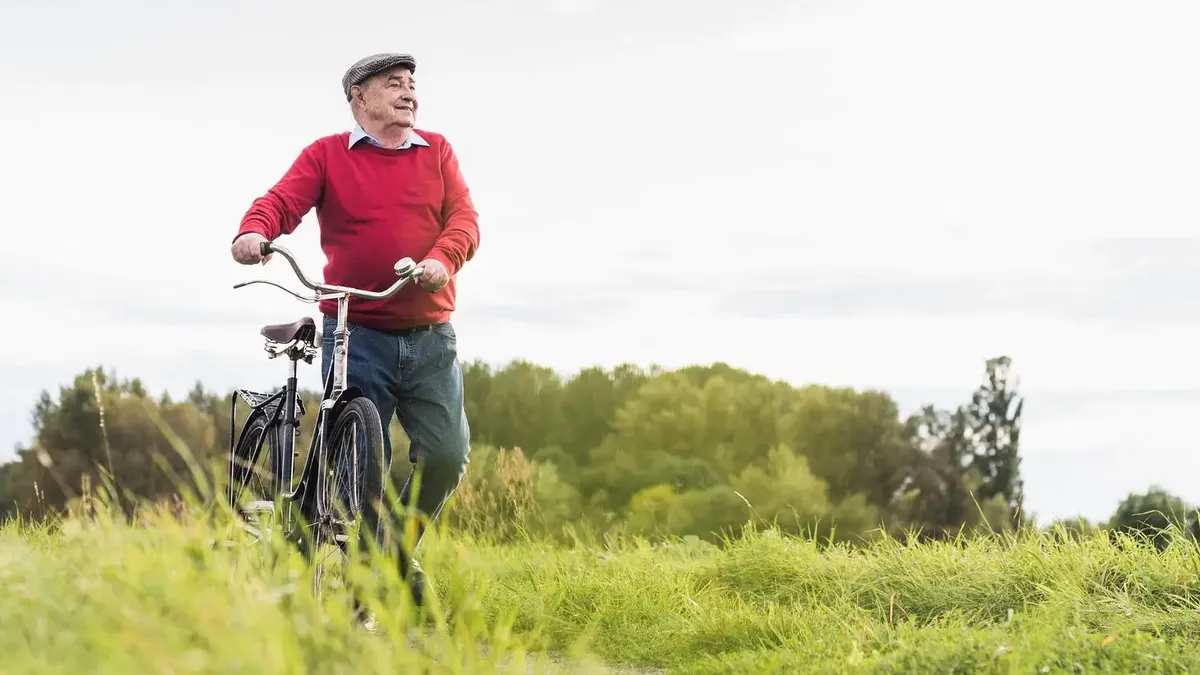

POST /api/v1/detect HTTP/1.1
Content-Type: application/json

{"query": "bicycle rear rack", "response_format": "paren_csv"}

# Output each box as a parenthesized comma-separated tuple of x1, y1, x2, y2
(227, 388, 306, 457)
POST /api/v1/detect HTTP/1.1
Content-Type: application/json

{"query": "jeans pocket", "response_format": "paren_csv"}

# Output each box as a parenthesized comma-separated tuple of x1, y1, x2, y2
(433, 322, 457, 346)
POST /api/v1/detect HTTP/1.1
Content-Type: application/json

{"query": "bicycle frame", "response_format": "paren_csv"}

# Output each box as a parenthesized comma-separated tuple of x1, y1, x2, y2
(228, 241, 422, 529)
(226, 340, 336, 516)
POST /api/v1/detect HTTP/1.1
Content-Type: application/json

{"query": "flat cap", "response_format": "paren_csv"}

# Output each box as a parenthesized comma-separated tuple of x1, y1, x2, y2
(342, 52, 417, 100)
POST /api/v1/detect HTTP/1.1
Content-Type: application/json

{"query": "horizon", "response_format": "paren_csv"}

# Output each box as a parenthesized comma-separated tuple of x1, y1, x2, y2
(3, 0, 1199, 526)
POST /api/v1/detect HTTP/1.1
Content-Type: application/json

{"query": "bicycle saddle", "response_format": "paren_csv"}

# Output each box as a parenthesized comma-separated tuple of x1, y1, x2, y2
(261, 317, 322, 347)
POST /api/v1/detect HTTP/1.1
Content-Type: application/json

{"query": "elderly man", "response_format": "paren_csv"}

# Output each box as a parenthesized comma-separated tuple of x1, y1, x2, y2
(230, 52, 479, 607)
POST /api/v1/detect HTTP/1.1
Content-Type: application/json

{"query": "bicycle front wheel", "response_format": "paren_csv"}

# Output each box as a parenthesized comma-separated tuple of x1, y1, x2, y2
(317, 396, 388, 557)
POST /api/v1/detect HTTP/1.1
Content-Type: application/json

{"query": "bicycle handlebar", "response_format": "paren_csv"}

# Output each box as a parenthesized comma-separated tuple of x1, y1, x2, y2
(233, 241, 424, 301)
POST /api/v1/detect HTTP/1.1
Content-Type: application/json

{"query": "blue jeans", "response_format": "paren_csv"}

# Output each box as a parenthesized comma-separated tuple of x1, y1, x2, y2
(319, 315, 471, 564)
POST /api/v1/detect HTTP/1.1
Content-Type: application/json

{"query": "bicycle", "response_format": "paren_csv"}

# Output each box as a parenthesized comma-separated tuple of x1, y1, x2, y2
(225, 240, 423, 595)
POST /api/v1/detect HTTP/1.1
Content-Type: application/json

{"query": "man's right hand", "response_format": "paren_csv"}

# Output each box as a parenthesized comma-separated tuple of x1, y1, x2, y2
(232, 233, 272, 265)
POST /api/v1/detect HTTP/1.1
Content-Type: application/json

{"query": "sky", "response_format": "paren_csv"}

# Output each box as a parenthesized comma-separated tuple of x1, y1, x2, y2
(2, 0, 1199, 525)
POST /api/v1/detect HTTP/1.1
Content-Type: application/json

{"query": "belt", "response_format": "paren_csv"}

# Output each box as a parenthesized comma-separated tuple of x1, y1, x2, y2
(323, 313, 445, 336)
(387, 322, 444, 337)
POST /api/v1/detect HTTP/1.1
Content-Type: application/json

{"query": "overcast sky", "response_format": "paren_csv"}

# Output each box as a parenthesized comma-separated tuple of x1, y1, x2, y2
(2, 0, 1199, 525)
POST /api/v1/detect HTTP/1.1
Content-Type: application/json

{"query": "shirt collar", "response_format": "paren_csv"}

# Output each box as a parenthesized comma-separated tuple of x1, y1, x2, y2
(348, 124, 429, 149)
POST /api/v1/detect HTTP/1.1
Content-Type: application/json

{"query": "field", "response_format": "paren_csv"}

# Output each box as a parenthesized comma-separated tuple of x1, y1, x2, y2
(5, 497, 1200, 674)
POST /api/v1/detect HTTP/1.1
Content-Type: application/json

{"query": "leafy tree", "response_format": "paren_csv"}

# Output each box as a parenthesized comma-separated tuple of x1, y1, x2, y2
(0, 355, 1050, 550)
(784, 385, 912, 510)
(557, 363, 651, 464)
(965, 356, 1025, 517)
(731, 444, 832, 536)
(888, 405, 977, 540)
(624, 483, 749, 543)
(2, 367, 223, 519)
(469, 360, 565, 453)
(1107, 487, 1199, 550)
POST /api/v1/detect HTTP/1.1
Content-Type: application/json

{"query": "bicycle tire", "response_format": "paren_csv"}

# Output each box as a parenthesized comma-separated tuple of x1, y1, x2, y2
(227, 411, 283, 530)
(319, 395, 387, 556)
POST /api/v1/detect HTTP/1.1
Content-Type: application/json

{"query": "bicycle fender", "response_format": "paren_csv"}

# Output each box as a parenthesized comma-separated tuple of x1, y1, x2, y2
(230, 406, 267, 456)
(323, 386, 367, 431)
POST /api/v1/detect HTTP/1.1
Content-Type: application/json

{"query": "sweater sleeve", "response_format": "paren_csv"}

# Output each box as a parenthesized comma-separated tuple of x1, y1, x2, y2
(426, 138, 480, 275)
(234, 140, 326, 243)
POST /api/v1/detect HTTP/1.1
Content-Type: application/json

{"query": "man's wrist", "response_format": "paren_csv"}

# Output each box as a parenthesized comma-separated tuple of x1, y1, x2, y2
(424, 250, 454, 275)
(232, 229, 268, 245)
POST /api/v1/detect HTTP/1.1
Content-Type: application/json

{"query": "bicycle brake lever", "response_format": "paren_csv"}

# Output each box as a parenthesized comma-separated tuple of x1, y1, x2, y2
(233, 279, 319, 303)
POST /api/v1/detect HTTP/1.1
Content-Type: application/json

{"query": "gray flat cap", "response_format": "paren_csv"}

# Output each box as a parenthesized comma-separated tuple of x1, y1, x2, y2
(342, 52, 417, 100)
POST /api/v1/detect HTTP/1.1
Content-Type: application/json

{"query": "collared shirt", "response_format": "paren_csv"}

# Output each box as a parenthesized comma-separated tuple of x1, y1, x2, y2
(348, 124, 429, 150)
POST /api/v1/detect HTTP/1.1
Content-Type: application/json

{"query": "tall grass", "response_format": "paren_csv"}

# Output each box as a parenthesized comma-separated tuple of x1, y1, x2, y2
(8, 399, 1200, 673)
(7, 486, 1200, 673)
(0, 482, 601, 674)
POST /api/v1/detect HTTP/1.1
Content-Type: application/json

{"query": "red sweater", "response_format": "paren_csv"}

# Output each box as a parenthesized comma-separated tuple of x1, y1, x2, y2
(235, 129, 479, 332)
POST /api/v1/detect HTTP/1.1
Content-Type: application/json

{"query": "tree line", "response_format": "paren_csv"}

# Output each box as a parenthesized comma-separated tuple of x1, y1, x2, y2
(0, 356, 1193, 547)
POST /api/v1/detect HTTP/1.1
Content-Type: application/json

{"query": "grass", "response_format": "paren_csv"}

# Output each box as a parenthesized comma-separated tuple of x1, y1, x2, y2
(6, 494, 1200, 674)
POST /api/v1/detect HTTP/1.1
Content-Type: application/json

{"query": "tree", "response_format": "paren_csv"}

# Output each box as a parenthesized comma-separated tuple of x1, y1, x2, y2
(0, 357, 1034, 547)
(784, 385, 913, 510)
(1107, 487, 1199, 550)
(888, 405, 974, 540)
(468, 360, 565, 454)
(557, 363, 650, 465)
(0, 367, 227, 520)
(965, 356, 1025, 517)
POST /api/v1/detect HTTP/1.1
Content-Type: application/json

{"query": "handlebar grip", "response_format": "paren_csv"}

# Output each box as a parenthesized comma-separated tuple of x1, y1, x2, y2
(259, 241, 274, 257)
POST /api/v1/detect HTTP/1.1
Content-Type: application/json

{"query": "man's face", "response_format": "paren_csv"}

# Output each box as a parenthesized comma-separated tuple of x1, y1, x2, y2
(356, 67, 417, 128)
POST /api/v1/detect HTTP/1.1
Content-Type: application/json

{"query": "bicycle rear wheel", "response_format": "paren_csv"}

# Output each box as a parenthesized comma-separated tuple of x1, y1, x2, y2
(311, 395, 387, 594)
(227, 411, 284, 539)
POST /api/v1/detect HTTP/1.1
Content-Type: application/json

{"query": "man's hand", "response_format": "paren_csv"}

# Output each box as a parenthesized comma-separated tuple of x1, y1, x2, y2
(232, 233, 271, 265)
(417, 258, 449, 292)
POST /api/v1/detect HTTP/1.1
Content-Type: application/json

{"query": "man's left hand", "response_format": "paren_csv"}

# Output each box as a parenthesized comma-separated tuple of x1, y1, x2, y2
(417, 258, 450, 292)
